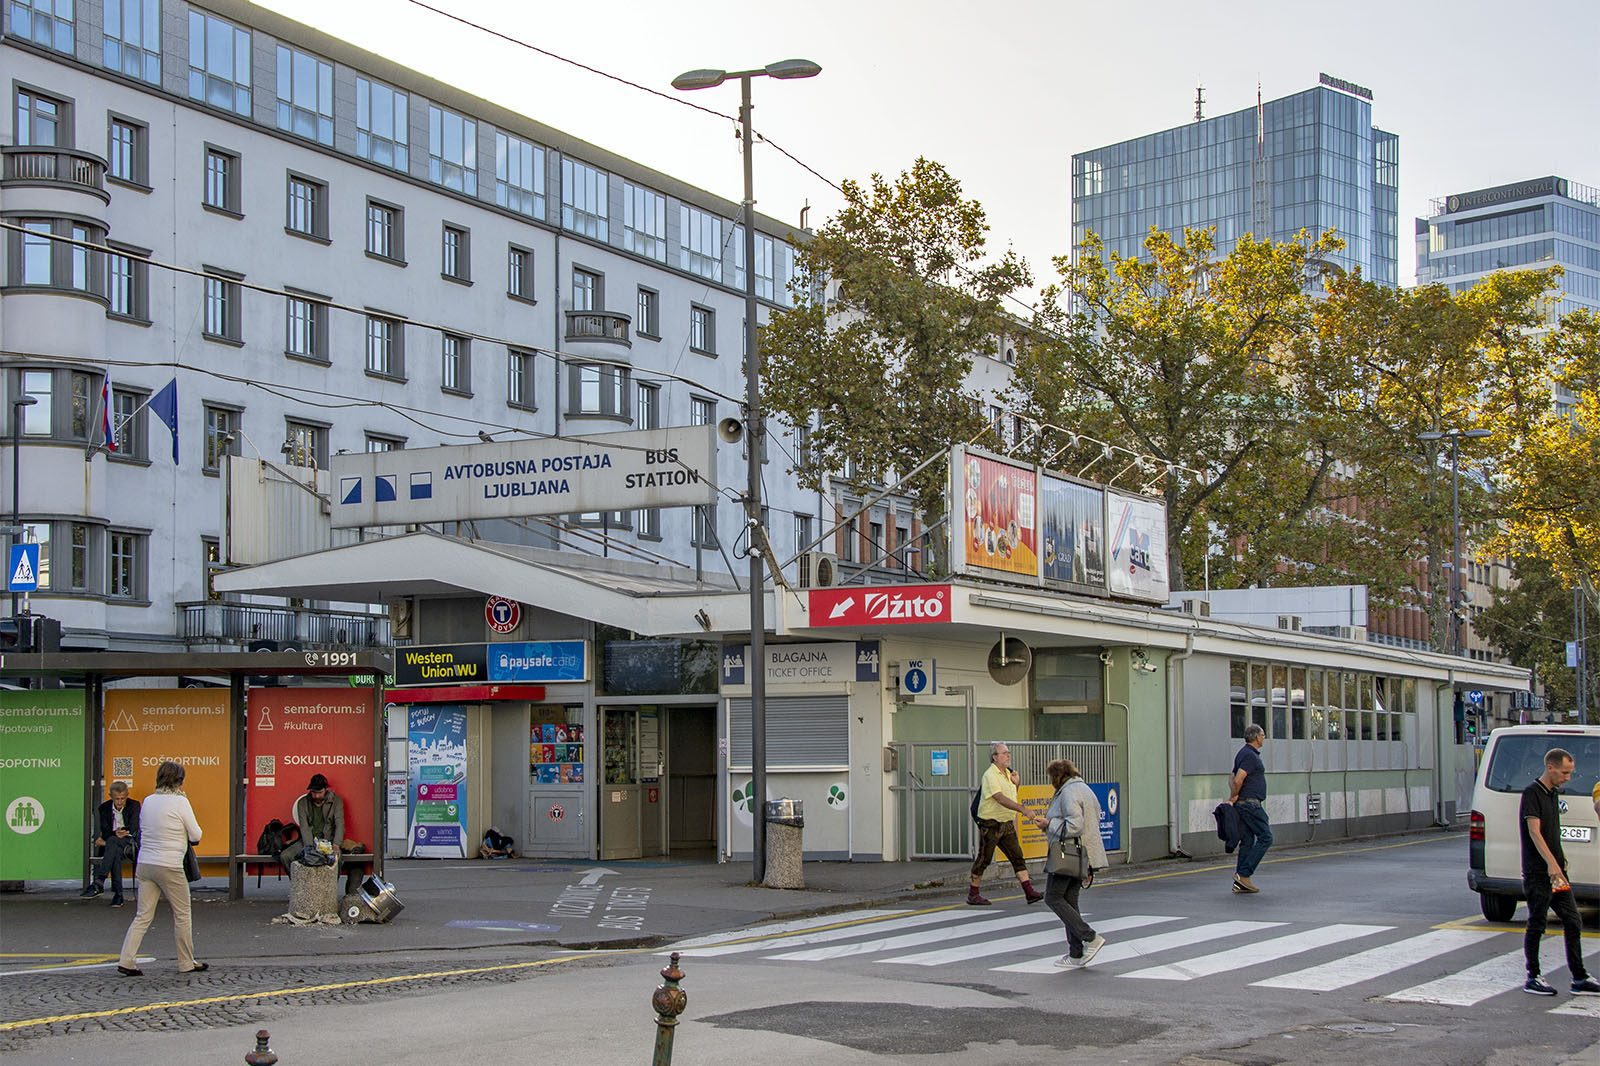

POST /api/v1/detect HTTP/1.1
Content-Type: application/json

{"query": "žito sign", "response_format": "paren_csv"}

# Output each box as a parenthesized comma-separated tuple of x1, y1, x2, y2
(486, 596, 520, 634)
(808, 585, 951, 627)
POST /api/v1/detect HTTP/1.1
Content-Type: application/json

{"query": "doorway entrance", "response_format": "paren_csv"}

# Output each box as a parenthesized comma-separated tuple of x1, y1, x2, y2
(598, 704, 716, 860)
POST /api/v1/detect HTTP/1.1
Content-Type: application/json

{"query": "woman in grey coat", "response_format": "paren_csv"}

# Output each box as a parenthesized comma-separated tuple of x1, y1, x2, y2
(1043, 758, 1110, 969)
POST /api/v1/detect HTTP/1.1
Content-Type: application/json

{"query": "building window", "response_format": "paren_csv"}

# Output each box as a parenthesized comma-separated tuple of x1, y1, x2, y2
(285, 174, 327, 239)
(19, 221, 53, 285)
(636, 287, 659, 337)
(15, 89, 65, 146)
(203, 405, 239, 473)
(442, 224, 470, 282)
(202, 269, 242, 342)
(680, 205, 724, 281)
(105, 245, 148, 320)
(507, 348, 535, 409)
(285, 292, 328, 362)
(637, 507, 661, 539)
(494, 132, 545, 219)
(18, 370, 52, 434)
(71, 522, 91, 591)
(10, 218, 103, 293)
(355, 76, 408, 170)
(365, 314, 405, 378)
(793, 423, 812, 469)
(572, 267, 599, 312)
(561, 158, 608, 240)
(108, 530, 146, 599)
(275, 45, 333, 144)
(795, 513, 813, 558)
(109, 387, 147, 458)
(692, 504, 718, 549)
(202, 535, 220, 599)
(690, 305, 715, 354)
(427, 105, 477, 194)
(13, 0, 74, 51)
(623, 182, 666, 261)
(365, 199, 404, 262)
(107, 116, 147, 185)
(507, 245, 533, 301)
(284, 421, 327, 469)
(569, 364, 628, 418)
(755, 232, 785, 302)
(365, 433, 402, 452)
(636, 382, 659, 430)
(690, 396, 715, 428)
(441, 333, 470, 394)
(203, 146, 240, 214)
(187, 11, 251, 115)
(103, 0, 160, 83)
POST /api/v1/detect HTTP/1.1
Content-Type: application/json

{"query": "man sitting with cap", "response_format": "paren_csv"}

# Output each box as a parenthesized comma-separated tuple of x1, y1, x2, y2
(291, 774, 360, 896)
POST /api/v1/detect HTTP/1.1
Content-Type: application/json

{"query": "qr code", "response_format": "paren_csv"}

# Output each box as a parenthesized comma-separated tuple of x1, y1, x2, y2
(112, 757, 133, 778)
(254, 755, 276, 776)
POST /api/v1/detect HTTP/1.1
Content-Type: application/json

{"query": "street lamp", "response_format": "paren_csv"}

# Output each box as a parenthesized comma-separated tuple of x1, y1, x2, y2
(11, 394, 38, 620)
(1419, 427, 1492, 656)
(675, 58, 820, 883)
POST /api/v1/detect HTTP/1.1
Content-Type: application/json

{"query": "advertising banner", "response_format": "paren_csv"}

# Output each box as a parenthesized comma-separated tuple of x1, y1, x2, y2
(807, 585, 951, 627)
(331, 426, 718, 528)
(246, 688, 376, 851)
(486, 640, 588, 682)
(408, 706, 467, 857)
(0, 690, 87, 879)
(719, 641, 881, 686)
(394, 643, 489, 686)
(1106, 489, 1171, 603)
(1038, 474, 1106, 591)
(103, 690, 230, 857)
(957, 450, 1038, 579)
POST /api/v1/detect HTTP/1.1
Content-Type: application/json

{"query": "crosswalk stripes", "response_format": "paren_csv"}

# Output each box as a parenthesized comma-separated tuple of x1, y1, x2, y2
(768, 910, 1061, 963)
(884, 914, 1182, 967)
(1254, 929, 1502, 992)
(671, 908, 967, 958)
(995, 919, 1283, 975)
(1386, 942, 1600, 1007)
(662, 910, 910, 951)
(1119, 924, 1392, 981)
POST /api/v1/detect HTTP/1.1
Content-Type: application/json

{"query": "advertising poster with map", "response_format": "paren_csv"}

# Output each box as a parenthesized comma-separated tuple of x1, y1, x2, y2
(1106, 489, 1171, 603)
(246, 688, 375, 854)
(956, 450, 1038, 579)
(1038, 474, 1107, 592)
(407, 706, 467, 857)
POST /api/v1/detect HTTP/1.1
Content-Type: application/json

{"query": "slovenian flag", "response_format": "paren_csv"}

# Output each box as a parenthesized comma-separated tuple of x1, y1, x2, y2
(101, 374, 117, 452)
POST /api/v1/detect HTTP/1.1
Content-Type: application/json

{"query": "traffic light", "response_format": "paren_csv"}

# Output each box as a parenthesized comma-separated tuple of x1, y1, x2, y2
(1466, 718, 1477, 737)
(0, 617, 24, 650)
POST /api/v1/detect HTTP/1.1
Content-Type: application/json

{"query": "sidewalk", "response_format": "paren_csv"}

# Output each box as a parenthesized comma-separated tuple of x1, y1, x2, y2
(0, 829, 1458, 966)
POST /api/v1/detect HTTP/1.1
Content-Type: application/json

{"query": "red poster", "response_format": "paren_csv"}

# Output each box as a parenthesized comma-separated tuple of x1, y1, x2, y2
(808, 585, 952, 627)
(961, 453, 1038, 577)
(246, 688, 376, 852)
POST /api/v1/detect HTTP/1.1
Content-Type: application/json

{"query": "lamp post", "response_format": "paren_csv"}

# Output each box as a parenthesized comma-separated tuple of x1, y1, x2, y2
(11, 394, 38, 620)
(1419, 427, 1492, 656)
(674, 59, 820, 882)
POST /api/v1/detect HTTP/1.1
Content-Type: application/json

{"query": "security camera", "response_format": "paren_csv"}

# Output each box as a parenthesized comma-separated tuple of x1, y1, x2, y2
(1099, 650, 1114, 666)
(1135, 662, 1159, 674)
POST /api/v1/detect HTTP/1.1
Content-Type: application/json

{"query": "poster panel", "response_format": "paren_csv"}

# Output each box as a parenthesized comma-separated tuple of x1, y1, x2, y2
(103, 689, 230, 858)
(407, 705, 467, 857)
(1038, 474, 1107, 591)
(957, 450, 1038, 579)
(0, 690, 87, 879)
(246, 688, 375, 851)
(1106, 490, 1171, 603)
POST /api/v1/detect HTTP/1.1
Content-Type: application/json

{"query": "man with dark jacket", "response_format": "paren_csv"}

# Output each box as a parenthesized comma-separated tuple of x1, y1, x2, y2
(290, 773, 359, 894)
(80, 781, 140, 906)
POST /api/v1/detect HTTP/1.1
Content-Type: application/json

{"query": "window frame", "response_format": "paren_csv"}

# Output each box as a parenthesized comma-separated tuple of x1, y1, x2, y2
(441, 222, 471, 284)
(507, 347, 536, 410)
(679, 205, 724, 281)
(103, 0, 161, 84)
(104, 240, 150, 323)
(275, 43, 334, 145)
(689, 304, 715, 355)
(441, 332, 471, 396)
(560, 157, 609, 240)
(427, 104, 477, 195)
(635, 286, 659, 338)
(363, 311, 406, 381)
(284, 288, 330, 364)
(202, 403, 242, 475)
(355, 76, 409, 171)
(285, 171, 329, 242)
(106, 113, 149, 188)
(283, 419, 329, 470)
(14, 85, 68, 147)
(106, 527, 149, 601)
(507, 244, 535, 303)
(201, 265, 244, 344)
(13, 0, 76, 53)
(202, 144, 242, 217)
(187, 10, 252, 116)
(622, 181, 667, 262)
(571, 266, 600, 312)
(567, 363, 629, 420)
(493, 131, 545, 219)
(365, 197, 405, 264)
(107, 384, 150, 462)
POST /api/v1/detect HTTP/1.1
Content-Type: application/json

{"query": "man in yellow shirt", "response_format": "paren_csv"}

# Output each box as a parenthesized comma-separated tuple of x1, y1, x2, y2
(969, 742, 1045, 906)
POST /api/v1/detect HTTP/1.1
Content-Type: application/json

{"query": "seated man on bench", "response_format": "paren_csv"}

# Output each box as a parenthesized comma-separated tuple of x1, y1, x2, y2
(289, 774, 363, 896)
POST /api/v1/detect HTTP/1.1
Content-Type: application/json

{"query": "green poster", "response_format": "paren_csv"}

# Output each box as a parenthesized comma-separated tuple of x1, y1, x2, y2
(0, 690, 88, 879)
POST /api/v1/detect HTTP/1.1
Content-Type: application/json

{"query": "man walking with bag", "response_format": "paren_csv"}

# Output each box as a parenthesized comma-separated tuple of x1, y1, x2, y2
(1229, 723, 1272, 893)
(1043, 759, 1108, 968)
(968, 742, 1045, 906)
(1520, 747, 1600, 997)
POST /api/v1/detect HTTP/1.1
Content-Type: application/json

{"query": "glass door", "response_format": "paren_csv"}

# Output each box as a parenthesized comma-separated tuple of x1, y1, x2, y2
(599, 707, 642, 859)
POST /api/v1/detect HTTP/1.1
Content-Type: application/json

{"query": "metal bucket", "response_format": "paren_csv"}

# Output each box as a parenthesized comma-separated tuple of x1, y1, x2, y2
(357, 875, 404, 922)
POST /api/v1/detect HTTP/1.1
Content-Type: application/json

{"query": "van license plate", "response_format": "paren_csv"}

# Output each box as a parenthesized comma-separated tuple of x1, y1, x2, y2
(1560, 826, 1593, 843)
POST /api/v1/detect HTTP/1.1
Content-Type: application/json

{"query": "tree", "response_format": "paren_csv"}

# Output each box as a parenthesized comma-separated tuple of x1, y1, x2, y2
(1473, 553, 1595, 717)
(760, 158, 1029, 529)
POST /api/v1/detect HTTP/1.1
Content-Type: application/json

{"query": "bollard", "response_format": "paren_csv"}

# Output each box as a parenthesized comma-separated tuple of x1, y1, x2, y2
(245, 1029, 277, 1065)
(650, 951, 688, 1066)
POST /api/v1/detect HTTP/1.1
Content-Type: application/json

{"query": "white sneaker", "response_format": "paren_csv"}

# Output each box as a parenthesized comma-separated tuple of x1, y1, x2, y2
(1079, 935, 1107, 966)
(1052, 953, 1083, 969)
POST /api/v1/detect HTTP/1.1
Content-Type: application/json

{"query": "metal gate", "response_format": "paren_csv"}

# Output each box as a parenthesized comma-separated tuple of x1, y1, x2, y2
(889, 740, 1118, 859)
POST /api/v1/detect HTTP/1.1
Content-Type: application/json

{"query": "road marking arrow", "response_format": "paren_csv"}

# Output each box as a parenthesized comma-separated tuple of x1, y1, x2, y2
(578, 866, 619, 886)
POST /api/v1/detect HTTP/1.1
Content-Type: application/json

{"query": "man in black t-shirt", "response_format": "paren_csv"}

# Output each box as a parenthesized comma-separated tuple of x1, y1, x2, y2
(1228, 723, 1271, 894)
(1519, 747, 1600, 997)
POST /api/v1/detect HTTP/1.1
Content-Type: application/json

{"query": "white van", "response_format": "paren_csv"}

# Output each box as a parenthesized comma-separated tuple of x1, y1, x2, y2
(1469, 724, 1600, 921)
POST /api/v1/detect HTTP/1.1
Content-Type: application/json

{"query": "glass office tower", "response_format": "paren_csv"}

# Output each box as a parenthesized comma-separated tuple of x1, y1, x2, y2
(1072, 82, 1399, 286)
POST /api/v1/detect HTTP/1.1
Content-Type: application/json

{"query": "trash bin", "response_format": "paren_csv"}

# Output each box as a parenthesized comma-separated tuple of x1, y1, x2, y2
(763, 798, 804, 889)
(342, 874, 405, 924)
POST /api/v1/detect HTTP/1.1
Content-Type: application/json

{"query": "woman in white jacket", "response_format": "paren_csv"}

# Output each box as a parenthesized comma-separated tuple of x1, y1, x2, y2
(1043, 758, 1110, 969)
(118, 761, 207, 975)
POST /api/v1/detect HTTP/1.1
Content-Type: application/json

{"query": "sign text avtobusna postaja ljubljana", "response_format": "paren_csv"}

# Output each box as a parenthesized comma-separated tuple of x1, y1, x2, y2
(329, 427, 718, 527)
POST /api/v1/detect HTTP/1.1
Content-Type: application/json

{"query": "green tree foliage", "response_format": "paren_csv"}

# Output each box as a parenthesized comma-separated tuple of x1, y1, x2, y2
(761, 158, 1029, 525)
(1473, 554, 1595, 717)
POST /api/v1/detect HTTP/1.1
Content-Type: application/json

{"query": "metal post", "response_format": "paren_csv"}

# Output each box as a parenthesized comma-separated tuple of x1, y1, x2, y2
(245, 1029, 278, 1065)
(11, 396, 36, 620)
(1449, 434, 1462, 657)
(740, 72, 768, 885)
(651, 952, 688, 1066)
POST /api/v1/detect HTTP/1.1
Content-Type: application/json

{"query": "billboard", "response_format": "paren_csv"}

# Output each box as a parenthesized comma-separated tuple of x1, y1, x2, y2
(1038, 473, 1106, 592)
(330, 426, 718, 528)
(246, 688, 376, 851)
(0, 690, 87, 879)
(103, 689, 231, 857)
(1106, 489, 1171, 603)
(408, 706, 468, 857)
(953, 449, 1038, 580)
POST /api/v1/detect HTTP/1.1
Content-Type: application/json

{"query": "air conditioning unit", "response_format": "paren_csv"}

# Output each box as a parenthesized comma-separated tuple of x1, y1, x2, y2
(1277, 615, 1303, 631)
(1334, 625, 1367, 641)
(798, 551, 840, 589)
(1179, 599, 1212, 617)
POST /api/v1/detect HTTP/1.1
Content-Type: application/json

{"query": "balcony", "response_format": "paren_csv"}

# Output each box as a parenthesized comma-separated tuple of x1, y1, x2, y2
(2, 146, 109, 203)
(179, 601, 389, 649)
(564, 309, 631, 348)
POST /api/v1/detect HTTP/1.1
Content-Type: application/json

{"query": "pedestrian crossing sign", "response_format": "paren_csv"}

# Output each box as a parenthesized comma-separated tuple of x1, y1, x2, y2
(8, 544, 39, 592)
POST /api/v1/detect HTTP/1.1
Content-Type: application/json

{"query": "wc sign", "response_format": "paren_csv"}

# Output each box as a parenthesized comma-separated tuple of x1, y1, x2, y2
(899, 659, 936, 696)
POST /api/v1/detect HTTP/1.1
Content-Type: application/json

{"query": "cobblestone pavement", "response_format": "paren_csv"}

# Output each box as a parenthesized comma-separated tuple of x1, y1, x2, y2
(0, 949, 621, 1053)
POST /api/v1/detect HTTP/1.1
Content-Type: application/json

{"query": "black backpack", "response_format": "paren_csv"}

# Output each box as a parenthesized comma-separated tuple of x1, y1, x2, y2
(970, 789, 982, 823)
(257, 818, 289, 859)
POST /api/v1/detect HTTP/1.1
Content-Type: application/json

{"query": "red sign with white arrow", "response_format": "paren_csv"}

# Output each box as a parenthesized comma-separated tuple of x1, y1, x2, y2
(808, 585, 952, 626)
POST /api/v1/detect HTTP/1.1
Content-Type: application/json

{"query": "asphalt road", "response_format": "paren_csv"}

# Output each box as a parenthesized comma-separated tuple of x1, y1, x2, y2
(3, 836, 1598, 1065)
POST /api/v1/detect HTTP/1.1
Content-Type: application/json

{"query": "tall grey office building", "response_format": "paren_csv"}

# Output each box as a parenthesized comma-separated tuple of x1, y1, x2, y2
(1071, 76, 1399, 286)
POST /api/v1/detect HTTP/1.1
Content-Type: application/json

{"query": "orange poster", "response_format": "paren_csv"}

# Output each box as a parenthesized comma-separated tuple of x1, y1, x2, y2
(103, 689, 232, 861)
(962, 453, 1038, 577)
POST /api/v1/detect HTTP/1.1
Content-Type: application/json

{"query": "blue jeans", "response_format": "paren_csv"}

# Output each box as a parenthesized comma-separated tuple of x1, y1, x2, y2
(1235, 800, 1273, 878)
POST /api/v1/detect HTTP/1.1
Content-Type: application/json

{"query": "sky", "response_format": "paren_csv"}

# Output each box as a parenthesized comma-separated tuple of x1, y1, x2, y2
(257, 0, 1600, 298)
